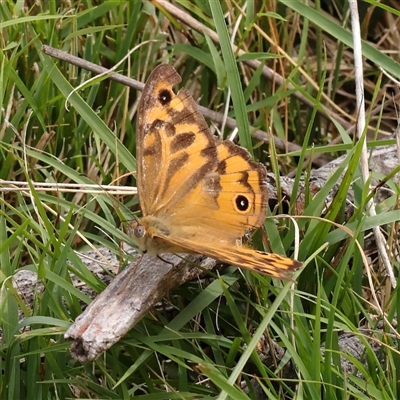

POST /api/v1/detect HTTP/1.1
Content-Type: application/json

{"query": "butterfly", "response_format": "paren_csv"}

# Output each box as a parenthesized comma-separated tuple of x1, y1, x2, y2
(128, 64, 301, 279)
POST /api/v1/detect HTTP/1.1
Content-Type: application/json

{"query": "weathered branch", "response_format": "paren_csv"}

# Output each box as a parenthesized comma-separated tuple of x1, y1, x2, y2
(64, 251, 216, 362)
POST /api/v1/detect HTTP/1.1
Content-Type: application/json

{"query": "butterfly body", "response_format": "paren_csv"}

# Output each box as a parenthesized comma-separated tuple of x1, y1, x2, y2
(130, 64, 301, 278)
(131, 216, 188, 255)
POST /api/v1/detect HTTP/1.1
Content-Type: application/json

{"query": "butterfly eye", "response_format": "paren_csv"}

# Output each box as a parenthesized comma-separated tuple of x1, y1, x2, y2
(134, 224, 146, 238)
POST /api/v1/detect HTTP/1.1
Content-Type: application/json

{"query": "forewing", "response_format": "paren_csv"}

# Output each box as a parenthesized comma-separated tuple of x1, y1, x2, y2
(136, 64, 218, 216)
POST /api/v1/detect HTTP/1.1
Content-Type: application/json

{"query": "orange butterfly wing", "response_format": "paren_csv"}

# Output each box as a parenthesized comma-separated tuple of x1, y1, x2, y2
(133, 64, 301, 278)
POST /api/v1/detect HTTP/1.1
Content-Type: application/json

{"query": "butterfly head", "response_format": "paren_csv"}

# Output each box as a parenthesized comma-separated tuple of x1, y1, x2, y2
(131, 221, 146, 240)
(126, 218, 149, 253)
(126, 216, 181, 255)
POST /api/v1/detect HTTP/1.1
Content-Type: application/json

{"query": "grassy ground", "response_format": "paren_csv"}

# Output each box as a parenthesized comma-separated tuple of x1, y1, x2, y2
(1, 1, 400, 399)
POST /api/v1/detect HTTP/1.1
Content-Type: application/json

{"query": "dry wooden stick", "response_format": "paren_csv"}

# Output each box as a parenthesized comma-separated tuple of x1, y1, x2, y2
(65, 253, 216, 362)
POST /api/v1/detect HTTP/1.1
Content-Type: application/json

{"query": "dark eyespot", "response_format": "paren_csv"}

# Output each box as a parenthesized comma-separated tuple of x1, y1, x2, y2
(134, 225, 146, 238)
(235, 195, 250, 212)
(158, 89, 172, 105)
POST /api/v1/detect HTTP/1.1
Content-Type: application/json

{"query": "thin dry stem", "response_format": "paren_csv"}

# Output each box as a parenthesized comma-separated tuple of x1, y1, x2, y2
(349, 0, 395, 290)
(42, 45, 306, 161)
(0, 180, 137, 195)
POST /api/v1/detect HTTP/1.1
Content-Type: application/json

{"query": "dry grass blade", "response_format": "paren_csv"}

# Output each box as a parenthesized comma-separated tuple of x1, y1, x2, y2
(349, 0, 395, 288)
